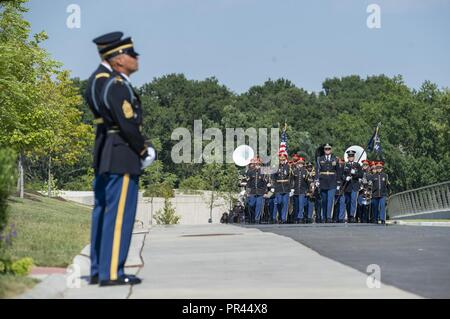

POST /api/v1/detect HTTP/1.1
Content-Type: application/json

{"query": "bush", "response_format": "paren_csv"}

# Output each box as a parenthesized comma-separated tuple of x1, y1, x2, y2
(144, 182, 174, 198)
(0, 257, 34, 276)
(179, 175, 208, 191)
(10, 257, 34, 276)
(0, 148, 17, 234)
(153, 197, 180, 225)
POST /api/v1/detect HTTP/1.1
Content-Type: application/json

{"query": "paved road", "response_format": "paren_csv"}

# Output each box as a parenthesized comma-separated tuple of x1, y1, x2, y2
(25, 224, 445, 299)
(243, 223, 450, 298)
(130, 224, 417, 298)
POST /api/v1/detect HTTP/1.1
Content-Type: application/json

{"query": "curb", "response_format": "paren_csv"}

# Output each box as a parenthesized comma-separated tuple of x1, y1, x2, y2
(390, 220, 450, 227)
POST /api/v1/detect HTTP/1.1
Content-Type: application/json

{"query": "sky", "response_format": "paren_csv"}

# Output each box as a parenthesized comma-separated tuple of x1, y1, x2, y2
(24, 0, 450, 94)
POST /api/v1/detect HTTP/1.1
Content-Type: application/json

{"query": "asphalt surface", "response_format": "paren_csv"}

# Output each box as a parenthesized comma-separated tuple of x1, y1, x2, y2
(242, 223, 450, 298)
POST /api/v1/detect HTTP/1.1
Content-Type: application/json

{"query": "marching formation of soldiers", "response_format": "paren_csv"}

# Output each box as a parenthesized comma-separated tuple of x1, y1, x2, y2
(241, 143, 390, 225)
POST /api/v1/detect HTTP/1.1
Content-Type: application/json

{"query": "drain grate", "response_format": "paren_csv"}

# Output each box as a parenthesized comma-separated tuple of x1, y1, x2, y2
(181, 233, 242, 237)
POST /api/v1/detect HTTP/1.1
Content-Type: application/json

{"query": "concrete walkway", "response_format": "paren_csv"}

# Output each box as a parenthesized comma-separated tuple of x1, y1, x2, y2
(21, 224, 420, 299)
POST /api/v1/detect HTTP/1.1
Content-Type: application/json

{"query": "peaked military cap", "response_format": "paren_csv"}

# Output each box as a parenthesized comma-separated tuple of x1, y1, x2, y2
(100, 37, 139, 60)
(92, 32, 123, 54)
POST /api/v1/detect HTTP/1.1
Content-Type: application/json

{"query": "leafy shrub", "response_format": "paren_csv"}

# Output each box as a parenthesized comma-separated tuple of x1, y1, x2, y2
(0, 257, 34, 276)
(0, 148, 16, 236)
(10, 257, 34, 276)
(144, 182, 174, 198)
(153, 197, 180, 225)
(179, 175, 207, 191)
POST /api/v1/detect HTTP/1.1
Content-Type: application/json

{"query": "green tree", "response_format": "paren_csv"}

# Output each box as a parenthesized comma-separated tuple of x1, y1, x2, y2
(153, 198, 180, 225)
(0, 0, 92, 197)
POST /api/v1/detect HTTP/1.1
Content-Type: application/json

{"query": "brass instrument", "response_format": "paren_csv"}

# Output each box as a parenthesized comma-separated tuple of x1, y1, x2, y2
(359, 175, 373, 206)
(305, 169, 316, 199)
(263, 173, 274, 199)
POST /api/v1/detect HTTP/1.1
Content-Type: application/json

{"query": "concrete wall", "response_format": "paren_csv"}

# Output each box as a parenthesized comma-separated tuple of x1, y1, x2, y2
(59, 190, 230, 226)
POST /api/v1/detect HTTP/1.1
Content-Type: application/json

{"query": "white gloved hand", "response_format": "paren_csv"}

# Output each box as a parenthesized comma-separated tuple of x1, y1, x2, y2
(315, 181, 320, 187)
(270, 188, 275, 193)
(337, 186, 340, 191)
(350, 169, 356, 175)
(346, 176, 351, 181)
(267, 183, 272, 187)
(291, 189, 295, 193)
(289, 190, 294, 197)
(239, 190, 246, 196)
(141, 146, 156, 169)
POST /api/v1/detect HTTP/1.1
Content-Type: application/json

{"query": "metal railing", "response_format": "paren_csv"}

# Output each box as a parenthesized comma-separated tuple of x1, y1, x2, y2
(387, 181, 450, 219)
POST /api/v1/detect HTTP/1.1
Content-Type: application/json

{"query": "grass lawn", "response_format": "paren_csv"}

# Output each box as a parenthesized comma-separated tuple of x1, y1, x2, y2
(1, 192, 91, 298)
(0, 274, 39, 299)
(5, 192, 91, 267)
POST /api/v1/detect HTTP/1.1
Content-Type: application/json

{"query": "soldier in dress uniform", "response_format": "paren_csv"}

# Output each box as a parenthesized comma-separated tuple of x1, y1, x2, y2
(370, 161, 390, 224)
(304, 162, 316, 224)
(263, 162, 276, 224)
(315, 144, 340, 223)
(245, 157, 267, 224)
(341, 150, 363, 223)
(270, 152, 291, 223)
(96, 35, 156, 286)
(334, 157, 346, 223)
(290, 155, 308, 223)
(357, 159, 373, 223)
(84, 31, 123, 285)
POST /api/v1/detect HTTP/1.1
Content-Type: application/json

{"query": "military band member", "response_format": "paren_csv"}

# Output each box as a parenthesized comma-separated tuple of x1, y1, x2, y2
(264, 167, 276, 224)
(357, 159, 372, 223)
(370, 161, 390, 224)
(84, 31, 123, 285)
(96, 35, 154, 286)
(341, 150, 363, 223)
(315, 143, 340, 223)
(290, 155, 308, 223)
(245, 157, 267, 224)
(304, 162, 316, 224)
(271, 152, 291, 223)
(334, 157, 346, 223)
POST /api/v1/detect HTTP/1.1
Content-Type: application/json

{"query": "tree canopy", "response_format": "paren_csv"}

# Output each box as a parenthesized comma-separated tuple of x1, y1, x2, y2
(1, 0, 449, 195)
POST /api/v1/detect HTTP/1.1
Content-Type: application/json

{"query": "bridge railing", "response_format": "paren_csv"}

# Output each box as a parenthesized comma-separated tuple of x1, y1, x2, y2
(387, 181, 450, 219)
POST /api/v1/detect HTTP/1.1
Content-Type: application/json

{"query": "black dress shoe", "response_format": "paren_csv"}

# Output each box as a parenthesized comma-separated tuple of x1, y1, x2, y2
(89, 275, 99, 285)
(99, 275, 142, 286)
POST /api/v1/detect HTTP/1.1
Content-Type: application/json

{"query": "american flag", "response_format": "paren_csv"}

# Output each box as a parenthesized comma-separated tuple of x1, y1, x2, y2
(279, 124, 288, 156)
(367, 123, 382, 154)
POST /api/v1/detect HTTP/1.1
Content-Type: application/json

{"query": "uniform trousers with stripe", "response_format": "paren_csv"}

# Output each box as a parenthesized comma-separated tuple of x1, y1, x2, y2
(293, 194, 306, 220)
(371, 196, 386, 222)
(247, 194, 264, 222)
(90, 173, 107, 278)
(273, 193, 289, 222)
(321, 188, 336, 220)
(304, 197, 314, 219)
(99, 173, 139, 281)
